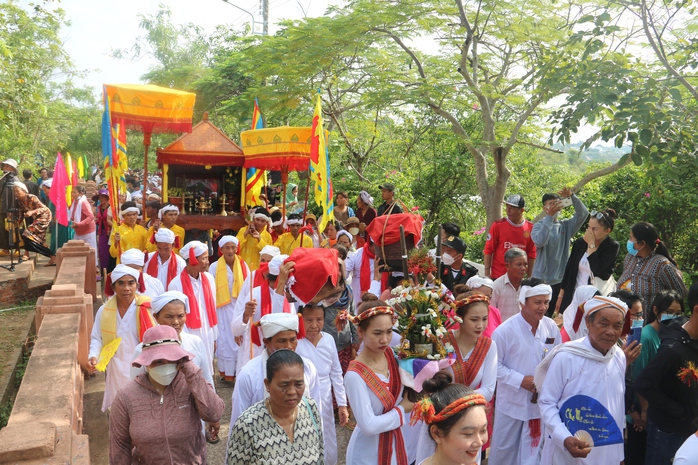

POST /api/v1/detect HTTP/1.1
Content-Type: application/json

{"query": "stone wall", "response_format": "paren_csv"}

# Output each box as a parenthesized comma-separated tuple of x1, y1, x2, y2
(0, 239, 96, 464)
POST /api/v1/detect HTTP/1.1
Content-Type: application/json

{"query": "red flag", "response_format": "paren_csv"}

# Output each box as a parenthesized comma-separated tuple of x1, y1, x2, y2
(49, 152, 70, 226)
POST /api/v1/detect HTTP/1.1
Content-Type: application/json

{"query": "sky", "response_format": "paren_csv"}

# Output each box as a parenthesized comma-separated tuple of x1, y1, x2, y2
(21, 0, 597, 143)
(28, 0, 341, 94)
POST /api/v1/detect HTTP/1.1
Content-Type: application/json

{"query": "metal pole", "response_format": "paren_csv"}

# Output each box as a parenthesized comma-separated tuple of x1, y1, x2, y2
(262, 0, 269, 35)
(221, 0, 259, 35)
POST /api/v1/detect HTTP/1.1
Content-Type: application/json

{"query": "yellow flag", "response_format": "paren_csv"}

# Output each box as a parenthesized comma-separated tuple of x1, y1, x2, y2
(65, 152, 74, 205)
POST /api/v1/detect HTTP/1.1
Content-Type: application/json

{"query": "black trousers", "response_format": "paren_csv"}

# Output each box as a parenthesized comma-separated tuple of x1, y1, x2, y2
(23, 236, 53, 258)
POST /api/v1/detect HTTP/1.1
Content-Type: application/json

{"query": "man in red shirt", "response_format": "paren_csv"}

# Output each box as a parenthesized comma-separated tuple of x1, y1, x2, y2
(483, 194, 536, 279)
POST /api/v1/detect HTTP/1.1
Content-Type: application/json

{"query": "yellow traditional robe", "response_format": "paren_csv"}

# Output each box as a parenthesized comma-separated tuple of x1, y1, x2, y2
(274, 232, 313, 255)
(236, 226, 272, 271)
(109, 223, 149, 263)
(145, 223, 186, 254)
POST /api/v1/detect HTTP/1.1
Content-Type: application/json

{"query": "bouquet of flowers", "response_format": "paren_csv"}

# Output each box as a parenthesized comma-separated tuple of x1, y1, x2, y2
(388, 282, 460, 360)
(407, 247, 438, 284)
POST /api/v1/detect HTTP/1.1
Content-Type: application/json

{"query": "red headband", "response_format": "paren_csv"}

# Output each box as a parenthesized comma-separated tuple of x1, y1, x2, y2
(410, 393, 487, 426)
(454, 294, 490, 308)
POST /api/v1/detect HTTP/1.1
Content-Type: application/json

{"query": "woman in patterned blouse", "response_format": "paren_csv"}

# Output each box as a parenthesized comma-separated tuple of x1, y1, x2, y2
(226, 349, 324, 465)
(618, 222, 687, 314)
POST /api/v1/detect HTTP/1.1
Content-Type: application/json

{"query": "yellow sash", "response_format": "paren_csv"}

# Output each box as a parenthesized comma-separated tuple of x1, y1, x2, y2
(100, 294, 154, 346)
(216, 256, 246, 307)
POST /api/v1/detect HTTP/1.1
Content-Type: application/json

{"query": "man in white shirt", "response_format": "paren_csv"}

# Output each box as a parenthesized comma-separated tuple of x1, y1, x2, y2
(168, 241, 218, 375)
(491, 247, 528, 322)
(227, 313, 322, 453)
(536, 296, 628, 464)
(144, 227, 185, 289)
(490, 278, 561, 465)
(119, 248, 164, 300)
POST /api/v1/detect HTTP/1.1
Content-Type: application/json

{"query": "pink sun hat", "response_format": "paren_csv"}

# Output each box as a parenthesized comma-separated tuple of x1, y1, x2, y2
(131, 325, 194, 368)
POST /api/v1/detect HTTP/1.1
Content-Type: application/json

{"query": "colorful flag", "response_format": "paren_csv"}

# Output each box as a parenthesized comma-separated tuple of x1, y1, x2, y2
(82, 153, 89, 180)
(309, 91, 334, 232)
(49, 153, 70, 227)
(77, 154, 85, 180)
(244, 99, 267, 208)
(65, 152, 74, 205)
(101, 86, 129, 217)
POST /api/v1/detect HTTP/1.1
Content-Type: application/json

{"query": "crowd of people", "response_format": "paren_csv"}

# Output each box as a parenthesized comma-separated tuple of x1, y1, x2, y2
(4, 155, 697, 464)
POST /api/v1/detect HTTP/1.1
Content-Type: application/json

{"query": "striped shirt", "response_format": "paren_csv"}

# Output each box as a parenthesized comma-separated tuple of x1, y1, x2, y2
(617, 252, 686, 312)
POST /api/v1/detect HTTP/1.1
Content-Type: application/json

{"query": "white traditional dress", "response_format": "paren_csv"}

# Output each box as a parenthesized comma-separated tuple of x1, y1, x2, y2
(344, 349, 408, 465)
(296, 333, 347, 465)
(145, 251, 185, 289)
(414, 333, 497, 464)
(89, 298, 143, 412)
(142, 272, 165, 300)
(489, 313, 561, 465)
(227, 350, 323, 443)
(345, 247, 374, 305)
(538, 337, 626, 464)
(231, 282, 296, 375)
(209, 258, 250, 378)
(168, 271, 218, 375)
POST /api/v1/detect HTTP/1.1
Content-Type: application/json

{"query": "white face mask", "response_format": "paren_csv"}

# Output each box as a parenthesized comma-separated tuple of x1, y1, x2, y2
(348, 227, 359, 236)
(442, 253, 455, 266)
(148, 363, 178, 386)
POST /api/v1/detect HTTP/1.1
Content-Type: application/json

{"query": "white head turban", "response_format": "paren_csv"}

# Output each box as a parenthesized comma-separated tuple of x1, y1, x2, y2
(259, 313, 299, 339)
(158, 204, 179, 219)
(120, 248, 145, 267)
(336, 230, 353, 243)
(180, 241, 208, 261)
(359, 190, 373, 206)
(151, 290, 189, 314)
(518, 284, 553, 307)
(466, 276, 494, 290)
(218, 235, 239, 249)
(111, 264, 140, 282)
(268, 254, 289, 275)
(14, 182, 27, 193)
(154, 227, 176, 244)
(43, 178, 53, 188)
(583, 296, 628, 317)
(260, 245, 280, 258)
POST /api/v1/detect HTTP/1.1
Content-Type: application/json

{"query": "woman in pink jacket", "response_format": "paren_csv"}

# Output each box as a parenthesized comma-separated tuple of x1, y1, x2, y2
(109, 325, 225, 464)
(69, 185, 99, 278)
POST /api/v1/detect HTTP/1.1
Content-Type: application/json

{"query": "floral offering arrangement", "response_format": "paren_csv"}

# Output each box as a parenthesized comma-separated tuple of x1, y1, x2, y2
(388, 249, 461, 360)
(406, 247, 438, 284)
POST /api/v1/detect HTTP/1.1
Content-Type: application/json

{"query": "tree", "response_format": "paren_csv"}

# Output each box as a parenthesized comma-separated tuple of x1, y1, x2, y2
(210, 0, 639, 226)
(0, 1, 78, 163)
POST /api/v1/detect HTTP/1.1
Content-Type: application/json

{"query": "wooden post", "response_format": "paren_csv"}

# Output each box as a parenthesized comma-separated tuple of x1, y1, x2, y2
(142, 132, 151, 222)
(435, 225, 443, 278)
(399, 225, 409, 278)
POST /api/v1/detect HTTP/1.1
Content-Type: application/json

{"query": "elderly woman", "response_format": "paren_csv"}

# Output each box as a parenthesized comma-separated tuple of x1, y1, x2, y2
(412, 373, 489, 465)
(88, 264, 155, 411)
(110, 325, 225, 465)
(226, 349, 324, 464)
(13, 182, 55, 260)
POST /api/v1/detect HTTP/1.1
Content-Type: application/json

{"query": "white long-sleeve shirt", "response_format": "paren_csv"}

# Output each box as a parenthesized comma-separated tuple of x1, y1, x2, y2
(296, 334, 347, 465)
(492, 312, 561, 421)
(145, 251, 185, 289)
(538, 337, 625, 465)
(231, 281, 296, 374)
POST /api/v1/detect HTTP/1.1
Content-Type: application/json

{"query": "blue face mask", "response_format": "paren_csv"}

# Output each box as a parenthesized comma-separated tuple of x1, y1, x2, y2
(631, 318, 644, 329)
(661, 313, 679, 321)
(627, 240, 638, 256)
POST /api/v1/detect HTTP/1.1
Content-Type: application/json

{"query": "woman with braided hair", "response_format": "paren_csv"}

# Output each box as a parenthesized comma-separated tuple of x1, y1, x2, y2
(412, 372, 488, 465)
(341, 293, 414, 464)
(416, 290, 497, 464)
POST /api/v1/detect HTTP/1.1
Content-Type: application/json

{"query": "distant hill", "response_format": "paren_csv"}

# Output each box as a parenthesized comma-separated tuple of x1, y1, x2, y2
(553, 142, 631, 163)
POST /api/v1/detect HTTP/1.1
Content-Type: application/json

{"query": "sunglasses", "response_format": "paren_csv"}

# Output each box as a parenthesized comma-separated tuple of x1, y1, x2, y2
(590, 210, 607, 220)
